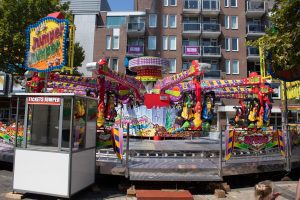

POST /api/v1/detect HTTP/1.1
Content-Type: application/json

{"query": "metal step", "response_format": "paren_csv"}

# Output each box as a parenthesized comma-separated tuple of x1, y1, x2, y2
(129, 157, 219, 172)
(129, 171, 222, 181)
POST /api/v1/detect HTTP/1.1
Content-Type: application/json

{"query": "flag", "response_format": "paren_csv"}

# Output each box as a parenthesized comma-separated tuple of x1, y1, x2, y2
(111, 128, 123, 160)
(225, 130, 235, 161)
(277, 130, 286, 157)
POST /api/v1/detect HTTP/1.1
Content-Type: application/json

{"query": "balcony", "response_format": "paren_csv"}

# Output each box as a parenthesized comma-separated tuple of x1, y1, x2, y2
(183, 0, 201, 14)
(182, 46, 201, 59)
(202, 23, 221, 38)
(247, 47, 260, 61)
(182, 23, 201, 36)
(202, 0, 220, 16)
(202, 46, 221, 57)
(246, 1, 266, 18)
(247, 24, 266, 38)
(126, 45, 144, 56)
(203, 70, 221, 80)
(127, 22, 145, 37)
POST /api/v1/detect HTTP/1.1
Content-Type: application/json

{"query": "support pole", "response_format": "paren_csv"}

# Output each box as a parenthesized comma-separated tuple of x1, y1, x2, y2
(125, 123, 130, 178)
(283, 81, 291, 171)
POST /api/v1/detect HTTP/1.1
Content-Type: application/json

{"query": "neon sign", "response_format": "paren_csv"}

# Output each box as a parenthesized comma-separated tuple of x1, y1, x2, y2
(24, 17, 69, 72)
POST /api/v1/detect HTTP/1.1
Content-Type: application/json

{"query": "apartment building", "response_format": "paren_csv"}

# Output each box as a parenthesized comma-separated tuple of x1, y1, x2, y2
(93, 0, 282, 129)
(60, 0, 111, 76)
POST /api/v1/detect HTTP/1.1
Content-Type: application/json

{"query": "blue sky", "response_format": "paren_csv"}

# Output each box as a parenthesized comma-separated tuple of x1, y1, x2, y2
(108, 0, 134, 11)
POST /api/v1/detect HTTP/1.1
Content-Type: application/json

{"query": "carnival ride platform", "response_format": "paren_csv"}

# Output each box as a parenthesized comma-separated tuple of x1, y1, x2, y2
(0, 143, 14, 163)
(97, 137, 300, 182)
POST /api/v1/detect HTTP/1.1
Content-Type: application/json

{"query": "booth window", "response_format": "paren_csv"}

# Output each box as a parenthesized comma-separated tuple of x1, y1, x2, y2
(62, 98, 72, 148)
(27, 104, 60, 148)
(73, 98, 87, 151)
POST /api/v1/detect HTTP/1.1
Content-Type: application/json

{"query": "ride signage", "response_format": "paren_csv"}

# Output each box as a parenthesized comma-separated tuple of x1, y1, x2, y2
(27, 96, 61, 105)
(24, 17, 69, 72)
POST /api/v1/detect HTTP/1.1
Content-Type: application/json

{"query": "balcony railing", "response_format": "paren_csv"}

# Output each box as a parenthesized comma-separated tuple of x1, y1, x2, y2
(184, 0, 200, 10)
(204, 70, 221, 79)
(247, 24, 265, 33)
(202, 46, 221, 56)
(127, 22, 145, 32)
(202, 0, 220, 11)
(248, 47, 259, 56)
(202, 23, 220, 32)
(126, 45, 144, 54)
(182, 46, 201, 55)
(183, 23, 201, 32)
(247, 1, 265, 11)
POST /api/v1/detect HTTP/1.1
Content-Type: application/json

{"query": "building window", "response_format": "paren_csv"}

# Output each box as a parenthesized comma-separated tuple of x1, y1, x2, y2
(225, 38, 230, 51)
(232, 60, 239, 74)
(169, 59, 176, 73)
(163, 0, 168, 6)
(169, 36, 176, 50)
(231, 16, 238, 29)
(163, 15, 168, 28)
(170, 0, 177, 6)
(224, 0, 229, 7)
(225, 60, 230, 74)
(169, 15, 176, 28)
(230, 0, 237, 7)
(162, 36, 168, 50)
(112, 36, 119, 49)
(148, 36, 156, 50)
(106, 36, 111, 50)
(111, 59, 118, 71)
(271, 83, 281, 99)
(224, 16, 229, 29)
(149, 14, 157, 28)
(232, 38, 238, 51)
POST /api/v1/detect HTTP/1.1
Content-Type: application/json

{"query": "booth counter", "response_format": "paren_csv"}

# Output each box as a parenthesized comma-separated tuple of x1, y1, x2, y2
(12, 93, 98, 198)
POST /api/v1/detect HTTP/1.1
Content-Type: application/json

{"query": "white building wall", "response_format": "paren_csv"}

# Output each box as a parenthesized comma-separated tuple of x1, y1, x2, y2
(74, 15, 96, 77)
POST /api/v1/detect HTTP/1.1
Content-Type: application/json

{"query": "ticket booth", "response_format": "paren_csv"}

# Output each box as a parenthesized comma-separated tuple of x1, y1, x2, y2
(12, 93, 98, 198)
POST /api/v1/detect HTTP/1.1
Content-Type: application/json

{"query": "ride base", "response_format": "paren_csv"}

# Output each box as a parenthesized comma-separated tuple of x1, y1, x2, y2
(97, 136, 300, 182)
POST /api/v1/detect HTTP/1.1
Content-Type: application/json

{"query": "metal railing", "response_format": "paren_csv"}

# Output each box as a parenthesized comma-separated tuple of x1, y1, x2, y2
(182, 45, 201, 55)
(184, 0, 200, 10)
(202, 0, 220, 11)
(202, 46, 221, 56)
(203, 70, 221, 79)
(202, 23, 221, 32)
(127, 22, 145, 32)
(247, 1, 265, 11)
(247, 24, 265, 33)
(183, 23, 201, 32)
(247, 47, 259, 56)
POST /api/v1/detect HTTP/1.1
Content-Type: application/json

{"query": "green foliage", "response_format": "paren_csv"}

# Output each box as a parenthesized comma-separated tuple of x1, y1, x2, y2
(249, 0, 300, 70)
(73, 42, 85, 68)
(0, 0, 70, 74)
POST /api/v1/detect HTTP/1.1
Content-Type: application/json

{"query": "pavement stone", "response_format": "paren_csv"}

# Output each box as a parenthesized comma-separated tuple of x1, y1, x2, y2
(0, 166, 298, 200)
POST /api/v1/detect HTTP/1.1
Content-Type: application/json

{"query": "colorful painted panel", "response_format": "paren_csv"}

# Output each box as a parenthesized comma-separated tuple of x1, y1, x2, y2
(24, 17, 69, 72)
(225, 129, 286, 161)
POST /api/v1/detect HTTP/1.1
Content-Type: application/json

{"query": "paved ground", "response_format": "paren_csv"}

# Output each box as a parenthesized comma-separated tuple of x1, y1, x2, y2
(0, 162, 298, 200)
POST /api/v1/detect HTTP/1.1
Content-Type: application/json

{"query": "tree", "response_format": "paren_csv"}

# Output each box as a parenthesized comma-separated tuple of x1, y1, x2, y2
(72, 42, 85, 76)
(73, 42, 85, 68)
(0, 0, 69, 74)
(250, 0, 300, 71)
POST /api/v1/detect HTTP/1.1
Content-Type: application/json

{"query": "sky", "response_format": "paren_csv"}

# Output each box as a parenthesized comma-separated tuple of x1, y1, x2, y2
(108, 0, 134, 11)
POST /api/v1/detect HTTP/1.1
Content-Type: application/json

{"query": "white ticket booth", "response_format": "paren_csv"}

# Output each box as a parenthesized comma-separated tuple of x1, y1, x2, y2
(12, 93, 98, 198)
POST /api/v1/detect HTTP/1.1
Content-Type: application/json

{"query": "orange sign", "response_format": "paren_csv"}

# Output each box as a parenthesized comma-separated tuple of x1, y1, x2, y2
(25, 17, 69, 72)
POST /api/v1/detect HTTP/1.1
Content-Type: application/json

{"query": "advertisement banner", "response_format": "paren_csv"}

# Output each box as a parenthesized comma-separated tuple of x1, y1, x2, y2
(185, 46, 199, 55)
(24, 17, 69, 72)
(128, 45, 143, 54)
